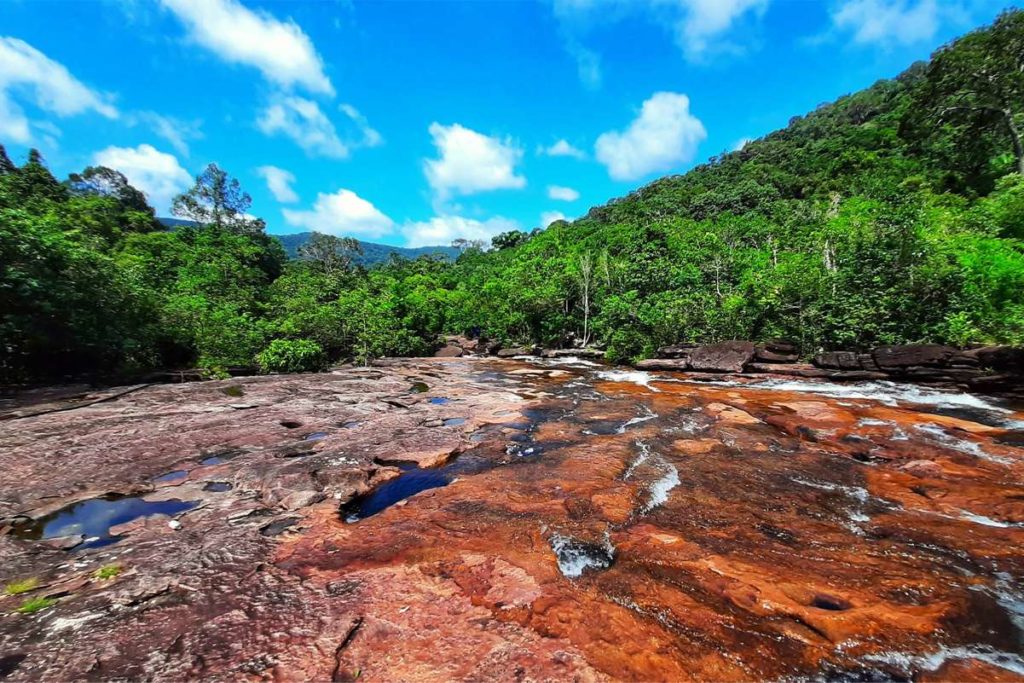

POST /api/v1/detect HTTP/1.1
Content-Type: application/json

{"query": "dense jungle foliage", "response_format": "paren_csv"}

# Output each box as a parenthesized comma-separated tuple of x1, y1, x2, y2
(3, 10, 1024, 383)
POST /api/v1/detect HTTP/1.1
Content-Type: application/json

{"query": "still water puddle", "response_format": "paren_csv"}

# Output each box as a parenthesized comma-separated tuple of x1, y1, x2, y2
(152, 470, 187, 483)
(11, 495, 198, 550)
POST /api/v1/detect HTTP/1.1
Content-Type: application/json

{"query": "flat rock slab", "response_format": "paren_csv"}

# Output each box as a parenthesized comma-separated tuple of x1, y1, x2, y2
(2, 359, 1024, 681)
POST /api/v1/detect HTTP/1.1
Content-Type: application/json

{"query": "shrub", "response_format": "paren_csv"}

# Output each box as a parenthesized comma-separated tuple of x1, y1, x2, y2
(256, 339, 327, 374)
(93, 564, 122, 581)
(16, 596, 56, 614)
(4, 578, 38, 595)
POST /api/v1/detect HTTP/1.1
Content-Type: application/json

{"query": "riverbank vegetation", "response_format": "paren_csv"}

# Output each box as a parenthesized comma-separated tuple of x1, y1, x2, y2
(2, 10, 1024, 383)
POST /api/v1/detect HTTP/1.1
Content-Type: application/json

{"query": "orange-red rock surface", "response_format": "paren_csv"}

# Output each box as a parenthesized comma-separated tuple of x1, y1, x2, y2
(2, 359, 1024, 681)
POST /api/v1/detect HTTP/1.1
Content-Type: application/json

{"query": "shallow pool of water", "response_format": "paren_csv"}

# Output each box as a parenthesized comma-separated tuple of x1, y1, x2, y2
(10, 495, 198, 550)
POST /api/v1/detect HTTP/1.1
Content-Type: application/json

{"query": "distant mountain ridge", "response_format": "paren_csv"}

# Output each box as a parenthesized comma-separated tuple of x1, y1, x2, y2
(157, 218, 459, 266)
(273, 232, 460, 266)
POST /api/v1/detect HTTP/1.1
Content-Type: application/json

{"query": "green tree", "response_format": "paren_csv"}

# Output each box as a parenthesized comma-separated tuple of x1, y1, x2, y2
(915, 10, 1024, 175)
(172, 163, 266, 236)
(297, 232, 363, 276)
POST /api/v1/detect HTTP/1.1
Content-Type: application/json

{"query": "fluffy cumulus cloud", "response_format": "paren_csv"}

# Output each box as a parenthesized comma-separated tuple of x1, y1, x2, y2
(401, 215, 520, 248)
(595, 91, 707, 181)
(424, 123, 526, 202)
(540, 210, 569, 228)
(547, 185, 580, 201)
(540, 139, 587, 159)
(0, 37, 117, 144)
(552, 0, 769, 74)
(256, 165, 299, 203)
(92, 144, 191, 212)
(668, 0, 769, 59)
(831, 0, 943, 46)
(282, 189, 394, 238)
(257, 96, 349, 158)
(160, 0, 333, 94)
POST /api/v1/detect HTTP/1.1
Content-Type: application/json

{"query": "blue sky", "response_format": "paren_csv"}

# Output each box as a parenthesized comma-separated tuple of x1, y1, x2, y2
(0, 0, 1016, 247)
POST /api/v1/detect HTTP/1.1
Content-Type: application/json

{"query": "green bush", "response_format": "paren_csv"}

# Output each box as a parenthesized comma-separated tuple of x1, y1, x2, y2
(256, 339, 327, 374)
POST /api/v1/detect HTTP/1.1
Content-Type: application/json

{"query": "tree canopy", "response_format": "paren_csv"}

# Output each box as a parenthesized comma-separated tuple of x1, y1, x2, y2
(2, 10, 1024, 383)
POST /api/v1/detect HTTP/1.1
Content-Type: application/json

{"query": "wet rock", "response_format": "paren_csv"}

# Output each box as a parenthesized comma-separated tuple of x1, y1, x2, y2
(496, 346, 537, 358)
(872, 344, 958, 370)
(688, 341, 756, 373)
(542, 348, 605, 359)
(746, 362, 832, 378)
(754, 345, 799, 363)
(40, 534, 84, 550)
(4, 357, 1024, 681)
(635, 358, 689, 371)
(656, 344, 696, 359)
(814, 351, 862, 370)
(963, 345, 1024, 373)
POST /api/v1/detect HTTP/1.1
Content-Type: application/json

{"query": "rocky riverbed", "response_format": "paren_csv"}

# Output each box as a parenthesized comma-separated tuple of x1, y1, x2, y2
(2, 358, 1024, 681)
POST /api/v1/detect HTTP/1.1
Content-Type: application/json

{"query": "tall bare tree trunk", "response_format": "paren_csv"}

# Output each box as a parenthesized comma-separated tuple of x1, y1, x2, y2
(1006, 110, 1024, 175)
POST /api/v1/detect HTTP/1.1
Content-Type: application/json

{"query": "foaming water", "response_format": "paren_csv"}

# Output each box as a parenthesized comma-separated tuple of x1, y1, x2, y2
(616, 405, 658, 434)
(864, 645, 1024, 677)
(596, 370, 662, 392)
(643, 464, 680, 514)
(688, 378, 1024, 427)
(914, 424, 1014, 464)
(549, 531, 615, 578)
(535, 356, 601, 368)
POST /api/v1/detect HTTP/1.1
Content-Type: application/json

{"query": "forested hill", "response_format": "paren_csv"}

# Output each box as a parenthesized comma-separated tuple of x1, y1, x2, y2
(271, 233, 459, 265)
(451, 9, 1024, 361)
(157, 219, 459, 266)
(2, 10, 1023, 383)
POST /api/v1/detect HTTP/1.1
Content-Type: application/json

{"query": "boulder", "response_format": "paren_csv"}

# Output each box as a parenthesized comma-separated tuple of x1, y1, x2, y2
(754, 344, 798, 364)
(963, 345, 1024, 374)
(434, 345, 463, 358)
(657, 344, 696, 359)
(900, 366, 982, 382)
(813, 351, 861, 371)
(763, 340, 798, 354)
(857, 353, 881, 372)
(496, 346, 537, 358)
(688, 341, 756, 373)
(542, 348, 605, 359)
(872, 345, 957, 370)
(745, 363, 832, 378)
(635, 359, 689, 371)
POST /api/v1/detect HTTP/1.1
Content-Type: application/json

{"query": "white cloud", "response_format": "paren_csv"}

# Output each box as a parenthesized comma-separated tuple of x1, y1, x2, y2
(0, 37, 117, 144)
(256, 165, 298, 203)
(131, 111, 202, 156)
(257, 96, 348, 158)
(566, 38, 602, 89)
(160, 0, 333, 95)
(595, 91, 707, 181)
(831, 0, 942, 46)
(667, 0, 770, 59)
(401, 215, 520, 248)
(92, 144, 191, 213)
(541, 211, 569, 228)
(732, 136, 753, 151)
(540, 139, 587, 159)
(424, 123, 526, 202)
(551, 0, 769, 70)
(282, 188, 394, 238)
(547, 185, 580, 201)
(340, 103, 383, 148)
